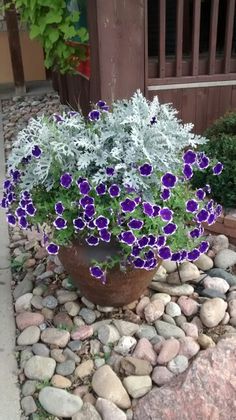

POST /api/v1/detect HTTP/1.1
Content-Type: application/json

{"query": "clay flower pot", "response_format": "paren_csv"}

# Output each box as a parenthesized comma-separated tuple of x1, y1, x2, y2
(59, 240, 159, 307)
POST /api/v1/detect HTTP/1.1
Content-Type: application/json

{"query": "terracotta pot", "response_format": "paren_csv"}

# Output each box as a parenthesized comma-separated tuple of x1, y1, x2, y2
(59, 240, 159, 307)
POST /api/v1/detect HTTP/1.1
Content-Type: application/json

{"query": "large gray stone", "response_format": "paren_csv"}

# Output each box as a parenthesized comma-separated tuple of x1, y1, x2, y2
(39, 387, 83, 417)
(149, 282, 194, 296)
(155, 320, 185, 339)
(24, 356, 56, 380)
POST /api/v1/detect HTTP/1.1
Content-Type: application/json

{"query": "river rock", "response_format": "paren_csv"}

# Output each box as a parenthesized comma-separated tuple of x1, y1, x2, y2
(206, 268, 236, 286)
(134, 337, 236, 420)
(151, 293, 171, 305)
(24, 356, 56, 380)
(51, 374, 72, 388)
(15, 293, 33, 313)
(194, 254, 213, 271)
(71, 325, 93, 340)
(16, 311, 44, 330)
(214, 249, 236, 269)
(162, 260, 177, 273)
(21, 396, 37, 415)
(132, 337, 157, 365)
(200, 288, 226, 300)
(144, 300, 165, 323)
(136, 324, 157, 340)
(165, 302, 181, 317)
(156, 338, 180, 364)
(72, 402, 102, 420)
(177, 296, 199, 316)
(209, 234, 229, 253)
(32, 343, 50, 357)
(75, 360, 94, 379)
(41, 328, 70, 347)
(152, 265, 167, 281)
(123, 375, 152, 398)
(203, 276, 229, 293)
(178, 337, 200, 359)
(120, 357, 153, 376)
(167, 262, 200, 284)
(150, 282, 194, 296)
(22, 380, 37, 397)
(17, 326, 40, 346)
(96, 398, 126, 420)
(136, 297, 150, 317)
(13, 275, 33, 299)
(167, 355, 189, 374)
(200, 298, 227, 327)
(181, 322, 198, 338)
(53, 312, 73, 329)
(113, 320, 139, 336)
(228, 299, 236, 318)
(152, 366, 175, 386)
(56, 360, 75, 376)
(42, 295, 58, 309)
(114, 336, 137, 356)
(92, 365, 131, 409)
(65, 301, 80, 317)
(39, 387, 83, 417)
(98, 325, 120, 344)
(155, 320, 185, 339)
(80, 307, 96, 324)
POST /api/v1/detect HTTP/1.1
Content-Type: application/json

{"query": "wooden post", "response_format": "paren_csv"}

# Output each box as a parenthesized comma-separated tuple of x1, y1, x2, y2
(4, 1, 25, 94)
(87, 0, 146, 104)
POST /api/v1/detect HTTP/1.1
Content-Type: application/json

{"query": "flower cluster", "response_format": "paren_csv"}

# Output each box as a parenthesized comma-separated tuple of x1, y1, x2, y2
(2, 140, 223, 282)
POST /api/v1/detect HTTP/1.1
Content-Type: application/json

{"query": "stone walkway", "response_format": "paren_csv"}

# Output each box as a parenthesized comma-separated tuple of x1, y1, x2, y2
(0, 100, 21, 419)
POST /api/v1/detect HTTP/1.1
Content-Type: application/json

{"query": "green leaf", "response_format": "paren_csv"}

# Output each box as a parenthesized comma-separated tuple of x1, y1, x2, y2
(48, 30, 60, 43)
(29, 24, 41, 38)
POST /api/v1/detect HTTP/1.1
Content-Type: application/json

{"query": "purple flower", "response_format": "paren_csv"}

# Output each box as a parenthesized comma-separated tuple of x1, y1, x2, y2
(88, 219, 95, 229)
(19, 216, 28, 229)
(53, 114, 63, 123)
(22, 191, 31, 200)
(171, 252, 181, 262)
(3, 179, 11, 190)
(206, 199, 214, 211)
(198, 241, 209, 254)
(90, 266, 104, 279)
(21, 155, 32, 164)
(55, 202, 64, 215)
(138, 236, 149, 248)
(161, 172, 177, 189)
(158, 246, 172, 260)
(86, 235, 99, 246)
(73, 217, 85, 230)
(139, 162, 153, 177)
(148, 234, 156, 247)
(180, 250, 187, 261)
(163, 222, 177, 235)
(161, 188, 171, 201)
(95, 216, 109, 230)
(97, 100, 106, 108)
(213, 162, 223, 175)
(47, 243, 59, 255)
(109, 184, 120, 198)
(188, 249, 200, 261)
(196, 208, 209, 223)
(7, 214, 16, 226)
(85, 204, 96, 218)
(183, 150, 196, 165)
(79, 180, 91, 195)
(120, 198, 136, 213)
(186, 199, 199, 213)
(32, 145, 42, 158)
(80, 195, 94, 208)
(160, 207, 173, 222)
(88, 109, 100, 121)
(207, 213, 216, 225)
(106, 167, 115, 176)
(68, 111, 78, 117)
(133, 258, 145, 268)
(183, 164, 193, 179)
(120, 230, 136, 246)
(197, 154, 210, 170)
(99, 229, 111, 242)
(145, 250, 155, 260)
(60, 173, 72, 189)
(143, 202, 154, 217)
(153, 205, 161, 217)
(150, 116, 157, 125)
(7, 192, 14, 204)
(128, 219, 144, 230)
(215, 204, 222, 216)
(196, 189, 206, 201)
(26, 203, 36, 216)
(1, 198, 8, 209)
(11, 170, 21, 183)
(156, 235, 166, 247)
(134, 196, 141, 205)
(131, 245, 141, 257)
(53, 217, 67, 230)
(189, 228, 201, 238)
(15, 207, 26, 217)
(96, 183, 106, 196)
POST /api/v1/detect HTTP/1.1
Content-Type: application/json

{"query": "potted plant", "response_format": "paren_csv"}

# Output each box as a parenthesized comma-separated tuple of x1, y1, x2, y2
(2, 92, 223, 306)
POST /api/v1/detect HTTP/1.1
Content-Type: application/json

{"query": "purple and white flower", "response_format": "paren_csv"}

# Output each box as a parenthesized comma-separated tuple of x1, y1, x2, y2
(109, 184, 120, 198)
(106, 167, 115, 176)
(80, 195, 94, 208)
(186, 199, 199, 213)
(120, 230, 136, 246)
(189, 227, 201, 238)
(213, 162, 223, 175)
(143, 202, 154, 217)
(85, 204, 96, 218)
(160, 207, 173, 222)
(96, 183, 106, 196)
(196, 208, 209, 223)
(26, 203, 36, 216)
(95, 216, 109, 230)
(88, 219, 96, 230)
(183, 164, 193, 179)
(97, 100, 109, 111)
(99, 229, 111, 242)
(131, 245, 141, 257)
(198, 241, 209, 254)
(163, 222, 177, 235)
(15, 207, 26, 218)
(171, 252, 181, 262)
(156, 235, 166, 247)
(153, 205, 161, 217)
(53, 217, 67, 230)
(207, 213, 216, 225)
(47, 243, 59, 255)
(158, 246, 172, 260)
(32, 145, 42, 159)
(7, 214, 16, 226)
(53, 114, 63, 123)
(197, 153, 210, 170)
(55, 202, 64, 215)
(183, 149, 196, 165)
(128, 219, 144, 230)
(79, 180, 91, 195)
(187, 248, 200, 261)
(138, 235, 149, 248)
(90, 265, 105, 279)
(120, 198, 136, 213)
(88, 110, 100, 121)
(160, 188, 171, 201)
(196, 188, 206, 201)
(60, 173, 72, 189)
(19, 216, 28, 230)
(86, 235, 99, 246)
(161, 172, 177, 188)
(133, 258, 145, 268)
(73, 217, 85, 230)
(139, 163, 153, 177)
(148, 234, 156, 247)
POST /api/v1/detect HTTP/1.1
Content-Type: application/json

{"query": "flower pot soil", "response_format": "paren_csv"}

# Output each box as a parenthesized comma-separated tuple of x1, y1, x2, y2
(59, 241, 159, 307)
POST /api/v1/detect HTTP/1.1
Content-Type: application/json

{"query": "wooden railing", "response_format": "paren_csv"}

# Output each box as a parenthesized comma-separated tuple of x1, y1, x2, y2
(148, 0, 236, 85)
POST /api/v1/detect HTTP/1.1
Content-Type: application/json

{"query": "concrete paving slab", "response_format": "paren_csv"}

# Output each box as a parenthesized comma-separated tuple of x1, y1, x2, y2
(0, 100, 21, 419)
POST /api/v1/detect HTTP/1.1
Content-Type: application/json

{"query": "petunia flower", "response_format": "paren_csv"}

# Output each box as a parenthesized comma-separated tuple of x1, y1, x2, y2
(158, 246, 172, 260)
(32, 145, 42, 159)
(186, 199, 199, 213)
(109, 184, 120, 198)
(19, 216, 28, 230)
(196, 208, 209, 223)
(207, 213, 216, 225)
(163, 222, 177, 235)
(139, 163, 153, 177)
(15, 207, 26, 218)
(96, 183, 106, 196)
(156, 235, 166, 247)
(183, 149, 196, 165)
(73, 217, 85, 230)
(197, 153, 210, 170)
(148, 234, 156, 247)
(106, 167, 115, 176)
(26, 203, 37, 216)
(133, 258, 145, 268)
(90, 265, 104, 279)
(53, 114, 63, 123)
(55, 202, 65, 215)
(153, 205, 161, 217)
(143, 202, 154, 217)
(79, 180, 91, 195)
(95, 216, 109, 230)
(99, 229, 111, 242)
(160, 188, 171, 201)
(161, 172, 177, 189)
(47, 243, 59, 255)
(60, 173, 72, 189)
(120, 198, 136, 213)
(183, 164, 193, 179)
(86, 235, 99, 246)
(128, 219, 144, 230)
(187, 248, 200, 261)
(189, 228, 201, 238)
(88, 110, 100, 121)
(53, 217, 67, 230)
(131, 245, 141, 257)
(120, 230, 136, 246)
(80, 195, 94, 208)
(171, 252, 181, 262)
(7, 214, 16, 226)
(138, 235, 149, 248)
(85, 204, 96, 218)
(195, 189, 206, 201)
(198, 241, 209, 254)
(160, 207, 173, 222)
(213, 162, 223, 175)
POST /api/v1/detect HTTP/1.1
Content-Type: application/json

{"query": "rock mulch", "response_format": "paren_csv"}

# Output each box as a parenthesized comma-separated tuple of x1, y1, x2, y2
(3, 96, 236, 419)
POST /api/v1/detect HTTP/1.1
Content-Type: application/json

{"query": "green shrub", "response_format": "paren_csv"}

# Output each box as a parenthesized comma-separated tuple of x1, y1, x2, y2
(192, 112, 236, 208)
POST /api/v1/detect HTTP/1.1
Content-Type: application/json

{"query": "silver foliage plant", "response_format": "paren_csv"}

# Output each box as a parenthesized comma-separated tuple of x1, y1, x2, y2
(8, 90, 207, 192)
